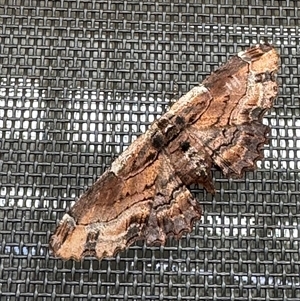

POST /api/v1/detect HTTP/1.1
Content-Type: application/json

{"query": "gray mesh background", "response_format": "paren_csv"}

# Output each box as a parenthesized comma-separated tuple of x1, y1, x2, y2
(0, 1, 299, 300)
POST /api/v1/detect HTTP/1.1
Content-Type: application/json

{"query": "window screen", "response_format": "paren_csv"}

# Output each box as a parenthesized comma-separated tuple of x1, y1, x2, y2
(0, 1, 299, 300)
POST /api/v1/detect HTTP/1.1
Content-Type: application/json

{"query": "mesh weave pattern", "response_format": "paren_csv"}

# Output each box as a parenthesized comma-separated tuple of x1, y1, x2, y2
(0, 1, 299, 300)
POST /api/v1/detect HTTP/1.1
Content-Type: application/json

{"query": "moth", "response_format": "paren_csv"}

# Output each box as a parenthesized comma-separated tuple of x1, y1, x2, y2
(49, 44, 279, 261)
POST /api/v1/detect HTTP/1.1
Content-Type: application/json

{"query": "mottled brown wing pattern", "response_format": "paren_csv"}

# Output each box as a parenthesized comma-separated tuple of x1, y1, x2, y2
(50, 152, 201, 261)
(49, 44, 279, 260)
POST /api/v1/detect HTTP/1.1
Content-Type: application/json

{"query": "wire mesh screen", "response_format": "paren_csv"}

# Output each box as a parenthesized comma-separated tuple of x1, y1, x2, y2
(0, 0, 299, 300)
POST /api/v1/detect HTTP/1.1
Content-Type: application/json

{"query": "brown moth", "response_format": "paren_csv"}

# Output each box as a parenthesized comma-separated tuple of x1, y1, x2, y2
(49, 44, 279, 261)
